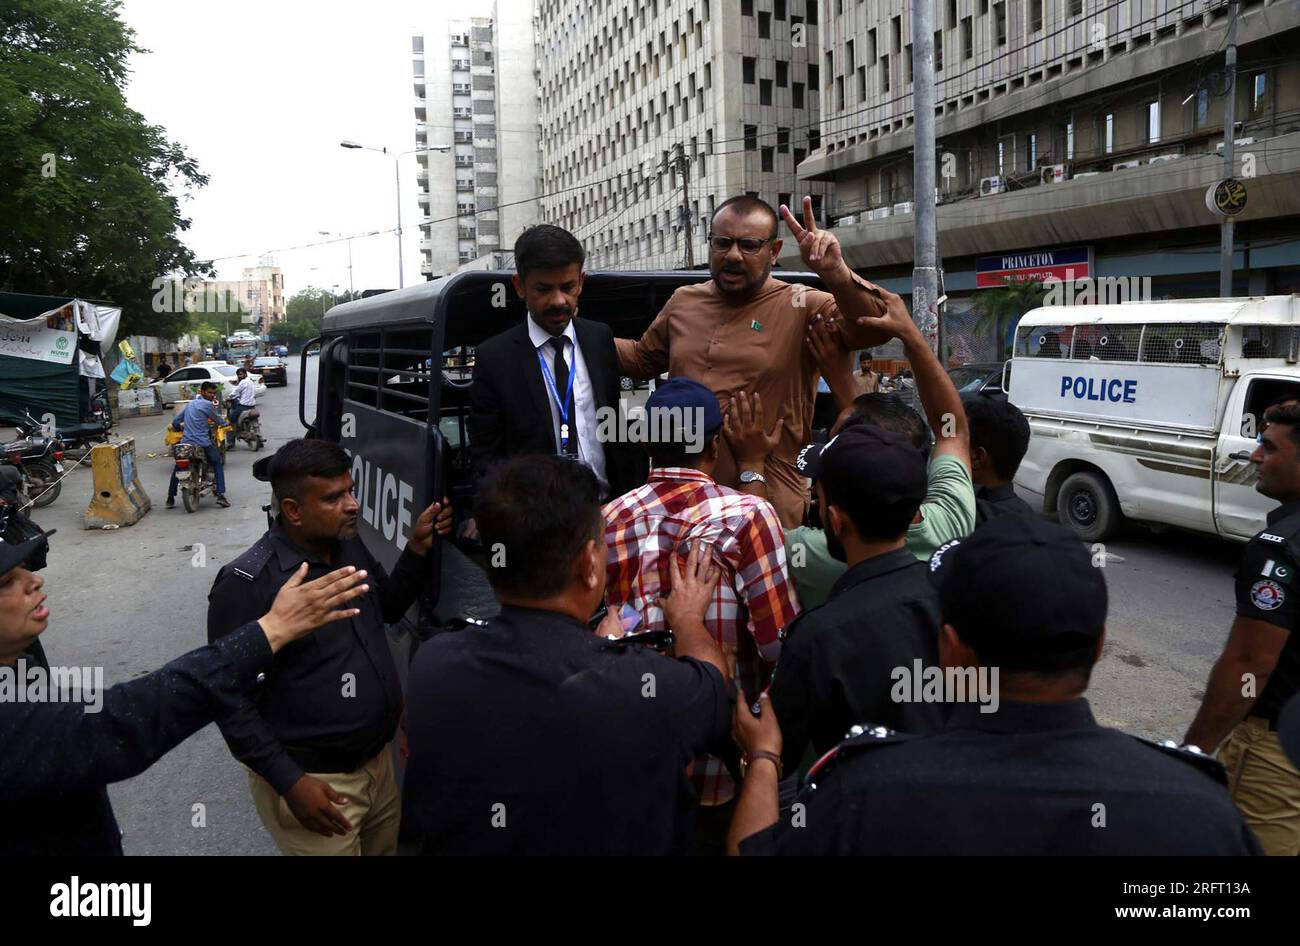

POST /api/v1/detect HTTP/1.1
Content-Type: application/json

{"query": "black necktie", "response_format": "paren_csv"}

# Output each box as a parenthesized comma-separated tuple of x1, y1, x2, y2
(548, 336, 579, 456)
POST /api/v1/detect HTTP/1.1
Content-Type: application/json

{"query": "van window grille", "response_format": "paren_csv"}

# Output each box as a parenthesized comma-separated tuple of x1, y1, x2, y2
(346, 332, 382, 408)
(1084, 325, 1142, 362)
(379, 328, 435, 421)
(1139, 324, 1222, 365)
(1015, 324, 1074, 359)
(1241, 325, 1289, 359)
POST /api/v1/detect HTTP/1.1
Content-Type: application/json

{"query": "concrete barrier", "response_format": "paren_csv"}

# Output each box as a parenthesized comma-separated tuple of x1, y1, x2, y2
(83, 438, 151, 529)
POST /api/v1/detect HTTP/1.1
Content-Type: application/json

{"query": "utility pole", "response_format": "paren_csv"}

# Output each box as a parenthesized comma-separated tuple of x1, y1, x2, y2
(674, 142, 694, 269)
(912, 0, 941, 357)
(1219, 1, 1239, 298)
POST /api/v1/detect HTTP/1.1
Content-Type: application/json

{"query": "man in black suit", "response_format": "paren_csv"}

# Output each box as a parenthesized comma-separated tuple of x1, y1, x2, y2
(467, 226, 636, 537)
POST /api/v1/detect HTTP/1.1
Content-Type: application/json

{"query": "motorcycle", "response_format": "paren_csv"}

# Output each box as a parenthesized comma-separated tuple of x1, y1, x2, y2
(225, 398, 265, 450)
(1, 426, 66, 509)
(15, 407, 108, 457)
(170, 418, 231, 513)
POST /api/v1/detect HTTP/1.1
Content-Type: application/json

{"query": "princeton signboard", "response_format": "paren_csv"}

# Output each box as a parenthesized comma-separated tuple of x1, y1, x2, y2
(976, 246, 1094, 288)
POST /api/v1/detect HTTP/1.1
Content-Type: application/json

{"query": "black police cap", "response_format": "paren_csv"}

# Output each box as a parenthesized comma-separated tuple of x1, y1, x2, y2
(800, 424, 927, 512)
(0, 530, 54, 579)
(927, 516, 1107, 672)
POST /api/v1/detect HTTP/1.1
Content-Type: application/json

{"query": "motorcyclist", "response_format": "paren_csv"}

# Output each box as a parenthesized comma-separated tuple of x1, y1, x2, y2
(229, 367, 257, 434)
(166, 381, 231, 509)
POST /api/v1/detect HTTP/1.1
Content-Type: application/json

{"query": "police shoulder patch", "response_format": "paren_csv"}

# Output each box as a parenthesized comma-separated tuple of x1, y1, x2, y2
(1257, 532, 1286, 544)
(804, 723, 917, 783)
(1249, 579, 1286, 611)
(1131, 735, 1228, 785)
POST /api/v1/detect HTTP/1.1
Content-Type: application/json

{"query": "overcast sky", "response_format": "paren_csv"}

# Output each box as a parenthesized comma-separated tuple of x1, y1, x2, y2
(120, 0, 495, 298)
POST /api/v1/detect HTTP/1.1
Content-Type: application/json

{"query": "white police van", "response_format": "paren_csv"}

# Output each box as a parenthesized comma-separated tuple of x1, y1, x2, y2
(1009, 295, 1300, 542)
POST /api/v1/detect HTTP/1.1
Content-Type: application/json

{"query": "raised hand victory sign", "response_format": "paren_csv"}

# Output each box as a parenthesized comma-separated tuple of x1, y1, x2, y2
(779, 195, 844, 278)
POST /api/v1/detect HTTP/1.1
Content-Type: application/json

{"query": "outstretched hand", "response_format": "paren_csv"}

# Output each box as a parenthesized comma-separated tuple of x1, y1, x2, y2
(779, 196, 844, 278)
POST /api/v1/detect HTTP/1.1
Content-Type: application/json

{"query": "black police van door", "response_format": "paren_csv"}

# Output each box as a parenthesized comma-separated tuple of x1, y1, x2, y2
(300, 313, 444, 642)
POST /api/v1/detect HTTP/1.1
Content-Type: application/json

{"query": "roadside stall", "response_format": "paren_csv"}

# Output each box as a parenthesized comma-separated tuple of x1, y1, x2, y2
(0, 291, 122, 430)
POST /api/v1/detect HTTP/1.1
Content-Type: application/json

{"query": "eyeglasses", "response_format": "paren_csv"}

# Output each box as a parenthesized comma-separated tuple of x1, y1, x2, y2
(708, 235, 776, 256)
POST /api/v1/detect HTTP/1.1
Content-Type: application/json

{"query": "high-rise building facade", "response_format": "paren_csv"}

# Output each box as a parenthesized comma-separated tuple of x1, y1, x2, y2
(207, 263, 286, 328)
(413, 3, 543, 279)
(537, 0, 832, 271)
(786, 0, 1300, 344)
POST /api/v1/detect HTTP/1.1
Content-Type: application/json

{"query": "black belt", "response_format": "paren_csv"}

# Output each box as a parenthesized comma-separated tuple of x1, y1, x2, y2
(284, 737, 390, 775)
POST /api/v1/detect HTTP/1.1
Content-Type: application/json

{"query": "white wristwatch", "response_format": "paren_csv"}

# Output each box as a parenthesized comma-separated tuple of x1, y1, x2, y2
(739, 470, 767, 485)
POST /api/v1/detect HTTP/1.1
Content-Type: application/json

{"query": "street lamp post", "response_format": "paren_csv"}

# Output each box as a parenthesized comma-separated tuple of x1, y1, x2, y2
(340, 140, 449, 289)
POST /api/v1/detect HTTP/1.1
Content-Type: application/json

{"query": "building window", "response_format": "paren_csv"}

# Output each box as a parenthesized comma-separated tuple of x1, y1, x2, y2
(777, 127, 790, 152)
(1069, 0, 1083, 15)
(794, 147, 806, 166)
(836, 76, 844, 109)
(779, 191, 792, 209)
(762, 147, 774, 172)
(806, 0, 818, 25)
(743, 57, 756, 83)
(741, 0, 753, 15)
(998, 135, 1014, 173)
(775, 0, 786, 20)
(1030, 0, 1043, 31)
(993, 3, 1007, 45)
(961, 17, 972, 60)
(776, 60, 788, 86)
(745, 125, 758, 150)
(1025, 133, 1037, 169)
(946, 0, 957, 29)
(1250, 72, 1269, 117)
(892, 16, 902, 52)
(792, 82, 805, 108)
(880, 54, 890, 92)
(1104, 112, 1114, 154)
(1194, 88, 1209, 129)
(808, 63, 819, 86)
(858, 65, 867, 99)
(935, 31, 943, 71)
(868, 28, 877, 62)
(761, 78, 773, 105)
(1146, 100, 1161, 144)
(1066, 120, 1075, 159)
(759, 12, 771, 37)
(904, 44, 912, 84)
(846, 40, 855, 73)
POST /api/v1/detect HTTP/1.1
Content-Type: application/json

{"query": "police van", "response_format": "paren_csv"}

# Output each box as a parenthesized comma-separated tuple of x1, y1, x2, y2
(1009, 295, 1300, 543)
(299, 269, 829, 637)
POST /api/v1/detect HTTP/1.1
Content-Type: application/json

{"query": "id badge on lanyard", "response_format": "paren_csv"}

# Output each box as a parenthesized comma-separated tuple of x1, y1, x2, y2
(537, 348, 576, 453)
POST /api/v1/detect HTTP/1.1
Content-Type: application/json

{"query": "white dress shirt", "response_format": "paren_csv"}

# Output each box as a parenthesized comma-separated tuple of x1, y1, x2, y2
(526, 313, 609, 496)
(233, 378, 256, 407)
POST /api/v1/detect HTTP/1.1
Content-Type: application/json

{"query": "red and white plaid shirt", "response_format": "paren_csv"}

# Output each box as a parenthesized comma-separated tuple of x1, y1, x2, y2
(603, 467, 801, 804)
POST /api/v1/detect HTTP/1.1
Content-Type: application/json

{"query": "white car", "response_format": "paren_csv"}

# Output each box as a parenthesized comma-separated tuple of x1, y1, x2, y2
(152, 364, 266, 405)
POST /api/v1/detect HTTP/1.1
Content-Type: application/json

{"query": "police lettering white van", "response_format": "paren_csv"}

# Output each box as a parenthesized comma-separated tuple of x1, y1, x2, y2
(1009, 295, 1300, 542)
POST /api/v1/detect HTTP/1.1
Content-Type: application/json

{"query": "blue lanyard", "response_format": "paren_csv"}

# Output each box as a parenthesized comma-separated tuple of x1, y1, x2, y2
(536, 345, 576, 440)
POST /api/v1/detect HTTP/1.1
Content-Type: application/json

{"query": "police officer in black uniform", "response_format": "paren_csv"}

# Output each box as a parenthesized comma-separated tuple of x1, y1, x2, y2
(963, 395, 1035, 524)
(207, 438, 450, 856)
(1185, 397, 1300, 855)
(404, 454, 734, 855)
(729, 516, 1261, 855)
(769, 424, 943, 776)
(1, 530, 370, 856)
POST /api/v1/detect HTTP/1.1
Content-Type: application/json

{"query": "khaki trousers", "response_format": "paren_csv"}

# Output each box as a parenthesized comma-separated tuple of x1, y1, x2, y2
(1219, 716, 1300, 856)
(248, 749, 401, 856)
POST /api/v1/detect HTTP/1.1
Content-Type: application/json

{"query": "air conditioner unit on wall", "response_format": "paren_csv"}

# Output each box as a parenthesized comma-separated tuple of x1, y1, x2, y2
(1146, 154, 1182, 165)
(836, 214, 858, 225)
(1041, 164, 1068, 184)
(892, 201, 915, 214)
(979, 176, 1004, 196)
(1073, 171, 1102, 179)
(1112, 160, 1142, 170)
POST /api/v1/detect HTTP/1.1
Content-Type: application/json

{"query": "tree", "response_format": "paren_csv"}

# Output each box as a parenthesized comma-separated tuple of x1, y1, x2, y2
(0, 0, 209, 339)
(973, 279, 1048, 359)
(286, 286, 337, 322)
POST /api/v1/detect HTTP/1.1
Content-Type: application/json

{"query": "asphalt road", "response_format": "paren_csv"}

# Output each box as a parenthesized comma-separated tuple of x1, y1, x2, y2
(12, 357, 1243, 853)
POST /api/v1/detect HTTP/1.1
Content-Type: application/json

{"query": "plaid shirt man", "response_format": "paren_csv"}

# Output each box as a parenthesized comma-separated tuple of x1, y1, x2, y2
(603, 467, 801, 804)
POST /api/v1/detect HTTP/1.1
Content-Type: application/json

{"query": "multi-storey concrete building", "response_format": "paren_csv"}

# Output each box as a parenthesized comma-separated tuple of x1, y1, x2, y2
(784, 0, 1300, 356)
(208, 263, 286, 327)
(413, 4, 543, 279)
(537, 0, 833, 270)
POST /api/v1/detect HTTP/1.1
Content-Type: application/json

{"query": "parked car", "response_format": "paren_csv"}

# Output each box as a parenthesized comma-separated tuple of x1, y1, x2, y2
(151, 364, 265, 405)
(947, 361, 1009, 400)
(252, 355, 289, 387)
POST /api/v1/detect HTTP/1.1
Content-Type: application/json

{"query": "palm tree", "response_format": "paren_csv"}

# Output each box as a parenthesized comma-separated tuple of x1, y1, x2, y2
(973, 279, 1048, 358)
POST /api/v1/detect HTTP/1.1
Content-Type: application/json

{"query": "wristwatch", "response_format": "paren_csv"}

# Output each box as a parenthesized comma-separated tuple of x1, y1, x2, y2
(740, 750, 783, 779)
(739, 470, 767, 485)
